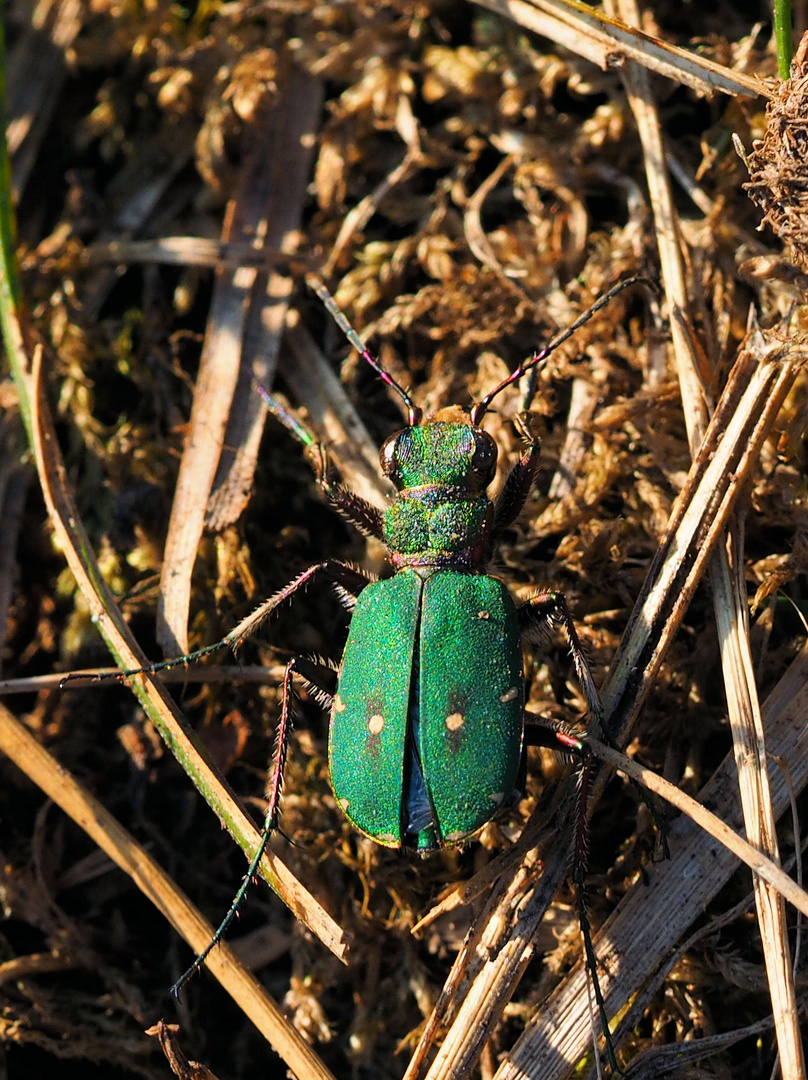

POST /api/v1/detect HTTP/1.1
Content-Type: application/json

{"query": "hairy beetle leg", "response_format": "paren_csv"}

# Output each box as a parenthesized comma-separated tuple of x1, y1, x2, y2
(61, 561, 374, 688)
(520, 599, 619, 1072)
(209, 560, 374, 655)
(523, 713, 583, 752)
(257, 390, 385, 540)
(492, 433, 542, 534)
(171, 654, 339, 996)
(63, 561, 373, 992)
(518, 591, 603, 727)
(570, 751, 621, 1075)
(311, 447, 385, 541)
(522, 716, 618, 1071)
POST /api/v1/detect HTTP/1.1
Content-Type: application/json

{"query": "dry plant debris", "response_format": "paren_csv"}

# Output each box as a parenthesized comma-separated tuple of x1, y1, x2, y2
(1, 2, 807, 1080)
(742, 31, 808, 277)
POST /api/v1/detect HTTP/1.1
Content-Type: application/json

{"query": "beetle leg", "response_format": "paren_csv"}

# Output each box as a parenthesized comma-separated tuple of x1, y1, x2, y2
(294, 656, 338, 709)
(518, 591, 603, 726)
(324, 482, 385, 539)
(307, 443, 385, 541)
(63, 561, 375, 686)
(523, 712, 583, 752)
(519, 584, 615, 1059)
(170, 652, 346, 995)
(201, 376, 383, 540)
(170, 655, 305, 996)
(492, 428, 541, 535)
(521, 608, 627, 1071)
(569, 749, 621, 1075)
(260, 391, 385, 539)
(224, 561, 375, 650)
(263, 657, 299, 833)
(524, 704, 620, 1070)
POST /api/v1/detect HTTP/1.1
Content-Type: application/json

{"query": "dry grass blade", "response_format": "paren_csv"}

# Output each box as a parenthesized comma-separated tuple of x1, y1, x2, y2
(490, 280, 802, 1075)
(403, 815, 574, 1080)
(147, 1020, 222, 1080)
(620, 1012, 792, 1080)
(158, 64, 323, 656)
(547, 377, 600, 500)
(498, 641, 808, 1078)
(608, 0, 710, 449)
(0, 665, 287, 695)
(712, 527, 803, 1078)
(0, 701, 338, 1080)
(473, 0, 768, 99)
(610, 8, 803, 1071)
(584, 736, 808, 921)
(602, 322, 799, 736)
(85, 236, 309, 269)
(205, 71, 325, 534)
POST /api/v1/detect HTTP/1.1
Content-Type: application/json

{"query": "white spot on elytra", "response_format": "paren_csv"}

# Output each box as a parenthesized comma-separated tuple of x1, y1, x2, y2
(368, 714, 384, 735)
(445, 712, 464, 732)
(499, 687, 518, 703)
(477, 610, 490, 620)
(334, 695, 346, 713)
(489, 791, 505, 805)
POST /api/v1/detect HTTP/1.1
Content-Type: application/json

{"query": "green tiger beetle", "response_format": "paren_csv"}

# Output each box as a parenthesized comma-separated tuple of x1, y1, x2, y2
(75, 273, 649, 1001)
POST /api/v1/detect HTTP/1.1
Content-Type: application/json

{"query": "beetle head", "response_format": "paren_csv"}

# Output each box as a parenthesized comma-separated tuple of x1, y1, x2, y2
(379, 408, 497, 493)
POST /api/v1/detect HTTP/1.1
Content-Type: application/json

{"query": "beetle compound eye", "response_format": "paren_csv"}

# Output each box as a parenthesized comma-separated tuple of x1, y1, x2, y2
(471, 433, 497, 476)
(380, 433, 400, 477)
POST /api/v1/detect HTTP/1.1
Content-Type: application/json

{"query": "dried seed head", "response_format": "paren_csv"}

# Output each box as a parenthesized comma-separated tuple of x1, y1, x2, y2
(741, 31, 808, 274)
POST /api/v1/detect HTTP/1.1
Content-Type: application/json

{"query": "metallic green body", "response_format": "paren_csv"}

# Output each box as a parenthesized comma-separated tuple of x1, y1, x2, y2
(381, 422, 495, 568)
(329, 567, 523, 849)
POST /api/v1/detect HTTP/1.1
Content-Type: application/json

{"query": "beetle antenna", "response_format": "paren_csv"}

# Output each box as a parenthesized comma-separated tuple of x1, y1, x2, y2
(254, 385, 318, 451)
(469, 275, 655, 426)
(306, 273, 423, 426)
